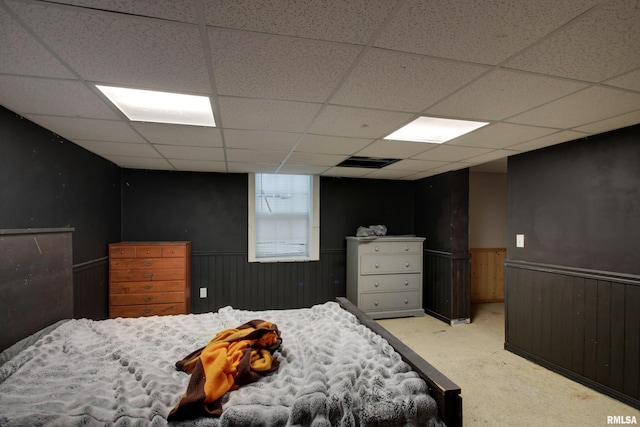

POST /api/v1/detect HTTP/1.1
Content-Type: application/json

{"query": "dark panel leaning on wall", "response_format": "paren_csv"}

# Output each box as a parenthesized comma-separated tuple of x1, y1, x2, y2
(414, 169, 471, 324)
(0, 107, 121, 320)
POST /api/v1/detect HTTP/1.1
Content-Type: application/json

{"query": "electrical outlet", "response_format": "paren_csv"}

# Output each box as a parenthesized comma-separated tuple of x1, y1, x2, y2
(516, 234, 525, 248)
(199, 287, 207, 298)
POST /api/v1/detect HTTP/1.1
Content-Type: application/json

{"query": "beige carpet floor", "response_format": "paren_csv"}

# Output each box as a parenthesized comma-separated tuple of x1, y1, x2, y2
(377, 303, 640, 427)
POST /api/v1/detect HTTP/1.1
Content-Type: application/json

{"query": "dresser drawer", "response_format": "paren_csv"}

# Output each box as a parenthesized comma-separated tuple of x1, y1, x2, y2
(389, 241, 422, 254)
(110, 280, 185, 294)
(109, 257, 185, 270)
(360, 291, 421, 312)
(360, 274, 420, 292)
(109, 303, 187, 318)
(110, 269, 185, 282)
(361, 254, 422, 274)
(110, 291, 185, 306)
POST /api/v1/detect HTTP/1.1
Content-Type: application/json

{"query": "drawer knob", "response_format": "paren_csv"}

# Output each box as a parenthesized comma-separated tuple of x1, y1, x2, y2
(144, 273, 154, 278)
(404, 299, 408, 304)
(374, 301, 379, 306)
(120, 250, 125, 254)
(144, 308, 153, 314)
(405, 262, 410, 267)
(374, 247, 379, 252)
(146, 250, 151, 254)
(374, 282, 379, 287)
(404, 246, 409, 251)
(404, 281, 408, 286)
(143, 297, 153, 302)
(143, 285, 153, 289)
(375, 263, 379, 268)
(144, 261, 153, 266)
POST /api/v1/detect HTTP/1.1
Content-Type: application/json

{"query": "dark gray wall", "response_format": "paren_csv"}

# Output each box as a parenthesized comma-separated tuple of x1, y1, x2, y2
(0, 106, 121, 264)
(505, 124, 640, 409)
(507, 125, 640, 275)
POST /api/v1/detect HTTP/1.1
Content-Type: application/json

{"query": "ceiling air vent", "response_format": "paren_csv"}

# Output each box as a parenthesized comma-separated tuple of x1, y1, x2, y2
(337, 156, 401, 169)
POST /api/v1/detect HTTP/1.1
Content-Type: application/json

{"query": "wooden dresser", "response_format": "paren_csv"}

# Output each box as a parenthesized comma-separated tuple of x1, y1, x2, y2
(108, 241, 191, 318)
(346, 236, 425, 319)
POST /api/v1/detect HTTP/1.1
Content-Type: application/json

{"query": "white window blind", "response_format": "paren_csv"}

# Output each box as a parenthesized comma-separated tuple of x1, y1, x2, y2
(248, 173, 319, 262)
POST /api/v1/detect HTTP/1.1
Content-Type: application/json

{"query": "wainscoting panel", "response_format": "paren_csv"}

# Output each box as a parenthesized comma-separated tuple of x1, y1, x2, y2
(424, 250, 471, 324)
(505, 260, 640, 409)
(470, 248, 505, 303)
(191, 250, 346, 313)
(73, 257, 109, 320)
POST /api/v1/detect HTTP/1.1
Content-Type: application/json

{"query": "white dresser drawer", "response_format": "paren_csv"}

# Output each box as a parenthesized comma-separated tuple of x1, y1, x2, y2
(389, 241, 422, 254)
(361, 254, 422, 274)
(360, 274, 420, 292)
(360, 291, 421, 312)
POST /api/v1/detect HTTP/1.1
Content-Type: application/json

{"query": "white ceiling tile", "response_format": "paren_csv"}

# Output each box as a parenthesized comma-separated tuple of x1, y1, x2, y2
(507, 86, 640, 129)
(275, 164, 330, 175)
(8, 1, 210, 93)
(286, 152, 348, 167)
(44, 0, 199, 23)
(448, 123, 558, 149)
(224, 129, 301, 151)
(24, 115, 146, 143)
(210, 29, 360, 102)
(132, 123, 223, 147)
(154, 145, 225, 161)
(0, 7, 73, 78)
(296, 134, 373, 155)
(332, 48, 488, 112)
(226, 149, 288, 164)
(0, 76, 118, 119)
(356, 140, 432, 158)
(104, 155, 172, 170)
(321, 167, 375, 178)
(411, 145, 494, 162)
(507, 130, 590, 152)
(375, 0, 599, 64)
(168, 160, 228, 173)
(572, 110, 640, 135)
(73, 140, 160, 158)
(427, 69, 588, 121)
(505, 0, 640, 82)
(308, 105, 414, 138)
(218, 97, 321, 132)
(204, 0, 395, 44)
(605, 69, 640, 92)
(384, 159, 445, 171)
(226, 162, 279, 174)
(464, 150, 518, 166)
(364, 168, 417, 180)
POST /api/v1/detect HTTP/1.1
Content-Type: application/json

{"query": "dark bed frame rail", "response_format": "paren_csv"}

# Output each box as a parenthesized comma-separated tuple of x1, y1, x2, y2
(337, 297, 462, 427)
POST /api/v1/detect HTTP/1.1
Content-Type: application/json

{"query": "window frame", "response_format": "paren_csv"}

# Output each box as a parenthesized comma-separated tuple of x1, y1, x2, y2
(248, 173, 320, 263)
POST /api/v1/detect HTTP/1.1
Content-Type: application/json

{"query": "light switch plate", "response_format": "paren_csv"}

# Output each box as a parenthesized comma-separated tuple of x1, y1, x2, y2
(199, 287, 207, 298)
(516, 234, 525, 248)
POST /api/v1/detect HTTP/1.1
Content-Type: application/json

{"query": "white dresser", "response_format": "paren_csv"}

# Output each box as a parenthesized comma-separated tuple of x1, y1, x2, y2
(346, 236, 425, 319)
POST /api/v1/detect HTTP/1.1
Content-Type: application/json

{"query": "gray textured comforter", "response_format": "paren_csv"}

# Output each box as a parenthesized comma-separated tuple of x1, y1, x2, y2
(0, 302, 442, 426)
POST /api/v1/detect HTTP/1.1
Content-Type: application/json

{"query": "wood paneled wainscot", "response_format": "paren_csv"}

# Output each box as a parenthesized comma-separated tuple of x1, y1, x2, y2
(470, 248, 506, 303)
(109, 242, 191, 318)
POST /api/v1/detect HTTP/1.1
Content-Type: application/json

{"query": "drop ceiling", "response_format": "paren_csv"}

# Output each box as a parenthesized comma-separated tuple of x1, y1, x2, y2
(1, 0, 639, 179)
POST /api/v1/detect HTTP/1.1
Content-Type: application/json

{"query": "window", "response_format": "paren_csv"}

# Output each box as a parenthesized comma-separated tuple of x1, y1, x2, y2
(248, 173, 319, 262)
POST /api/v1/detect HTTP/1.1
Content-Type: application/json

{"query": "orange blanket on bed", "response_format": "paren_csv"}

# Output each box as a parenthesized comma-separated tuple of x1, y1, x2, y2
(167, 319, 282, 421)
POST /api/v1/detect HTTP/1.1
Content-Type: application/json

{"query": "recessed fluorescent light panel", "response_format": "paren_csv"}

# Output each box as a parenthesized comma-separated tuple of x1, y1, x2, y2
(96, 85, 216, 127)
(384, 116, 488, 143)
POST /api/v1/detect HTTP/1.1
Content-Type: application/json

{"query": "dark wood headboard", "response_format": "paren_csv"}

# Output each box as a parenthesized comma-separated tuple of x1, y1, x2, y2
(0, 228, 74, 352)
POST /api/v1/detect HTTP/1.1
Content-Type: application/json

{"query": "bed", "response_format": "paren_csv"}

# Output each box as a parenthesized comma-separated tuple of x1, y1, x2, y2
(0, 297, 461, 426)
(0, 229, 461, 426)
